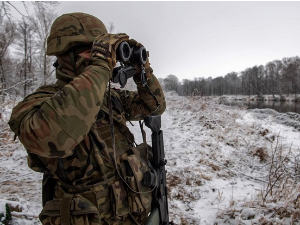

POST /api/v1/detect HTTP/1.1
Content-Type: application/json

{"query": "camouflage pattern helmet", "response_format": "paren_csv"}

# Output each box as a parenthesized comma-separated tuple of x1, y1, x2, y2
(46, 12, 107, 56)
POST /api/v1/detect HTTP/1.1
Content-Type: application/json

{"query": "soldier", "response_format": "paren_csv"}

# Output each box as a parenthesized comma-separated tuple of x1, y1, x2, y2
(8, 12, 166, 225)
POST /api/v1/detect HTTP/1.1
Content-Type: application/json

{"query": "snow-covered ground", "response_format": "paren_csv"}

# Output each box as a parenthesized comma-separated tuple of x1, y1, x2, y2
(1, 92, 300, 224)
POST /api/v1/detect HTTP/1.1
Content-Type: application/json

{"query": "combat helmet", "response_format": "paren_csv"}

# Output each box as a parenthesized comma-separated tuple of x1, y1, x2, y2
(46, 12, 107, 56)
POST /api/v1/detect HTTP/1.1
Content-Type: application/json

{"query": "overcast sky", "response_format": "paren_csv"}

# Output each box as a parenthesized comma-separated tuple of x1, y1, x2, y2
(10, 1, 300, 81)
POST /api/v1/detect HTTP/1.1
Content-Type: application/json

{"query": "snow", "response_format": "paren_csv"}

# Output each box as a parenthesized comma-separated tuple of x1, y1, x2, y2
(1, 93, 300, 224)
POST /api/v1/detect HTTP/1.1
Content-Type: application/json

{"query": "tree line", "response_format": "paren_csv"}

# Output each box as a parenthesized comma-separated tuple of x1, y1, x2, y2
(162, 56, 300, 98)
(1, 2, 299, 99)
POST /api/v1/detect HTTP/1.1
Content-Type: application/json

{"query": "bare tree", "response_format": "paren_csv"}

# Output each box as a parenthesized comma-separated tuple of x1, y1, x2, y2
(1, 1, 58, 21)
(282, 57, 300, 98)
(30, 6, 56, 85)
(0, 20, 16, 95)
(212, 76, 225, 96)
(265, 61, 283, 98)
(16, 18, 35, 97)
(164, 74, 179, 92)
(224, 72, 240, 95)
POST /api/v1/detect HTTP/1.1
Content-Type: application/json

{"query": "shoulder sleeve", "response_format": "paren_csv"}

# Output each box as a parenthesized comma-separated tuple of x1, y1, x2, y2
(8, 58, 111, 158)
(117, 73, 166, 121)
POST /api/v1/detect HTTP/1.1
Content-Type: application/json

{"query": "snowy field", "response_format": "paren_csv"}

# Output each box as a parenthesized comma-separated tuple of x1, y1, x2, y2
(1, 92, 300, 224)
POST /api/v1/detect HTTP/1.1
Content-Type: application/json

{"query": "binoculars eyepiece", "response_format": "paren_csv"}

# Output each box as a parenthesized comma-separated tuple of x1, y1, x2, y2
(113, 41, 148, 88)
(116, 42, 147, 64)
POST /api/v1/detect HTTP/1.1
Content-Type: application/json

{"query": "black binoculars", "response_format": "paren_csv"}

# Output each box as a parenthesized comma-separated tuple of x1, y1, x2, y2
(116, 41, 147, 64)
(112, 42, 148, 88)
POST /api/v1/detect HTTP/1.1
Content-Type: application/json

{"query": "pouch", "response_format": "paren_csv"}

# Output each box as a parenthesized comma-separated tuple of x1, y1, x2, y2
(39, 194, 100, 225)
(110, 180, 130, 218)
(124, 153, 152, 215)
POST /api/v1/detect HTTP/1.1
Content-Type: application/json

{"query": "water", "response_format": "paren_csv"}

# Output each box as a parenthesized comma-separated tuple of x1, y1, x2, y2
(220, 99, 300, 114)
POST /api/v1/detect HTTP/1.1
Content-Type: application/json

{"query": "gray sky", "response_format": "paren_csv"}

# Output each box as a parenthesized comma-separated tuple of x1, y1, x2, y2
(10, 1, 300, 81)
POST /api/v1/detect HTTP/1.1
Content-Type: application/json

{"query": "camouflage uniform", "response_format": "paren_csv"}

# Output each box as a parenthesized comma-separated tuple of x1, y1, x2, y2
(8, 13, 166, 225)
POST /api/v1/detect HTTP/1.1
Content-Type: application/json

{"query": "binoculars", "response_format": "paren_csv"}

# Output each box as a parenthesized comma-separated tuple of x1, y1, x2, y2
(112, 42, 148, 88)
(116, 41, 147, 64)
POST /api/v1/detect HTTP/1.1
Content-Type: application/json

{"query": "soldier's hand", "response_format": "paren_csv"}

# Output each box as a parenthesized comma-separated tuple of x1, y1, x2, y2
(127, 39, 152, 79)
(91, 33, 129, 70)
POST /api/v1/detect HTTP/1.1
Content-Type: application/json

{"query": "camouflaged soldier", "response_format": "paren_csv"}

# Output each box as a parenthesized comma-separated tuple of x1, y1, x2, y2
(8, 12, 166, 225)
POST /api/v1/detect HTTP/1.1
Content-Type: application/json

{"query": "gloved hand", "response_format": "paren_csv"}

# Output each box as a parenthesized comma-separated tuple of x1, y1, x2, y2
(91, 33, 129, 70)
(127, 39, 152, 79)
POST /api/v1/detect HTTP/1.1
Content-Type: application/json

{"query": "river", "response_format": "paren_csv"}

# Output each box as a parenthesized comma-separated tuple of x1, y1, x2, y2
(220, 99, 300, 114)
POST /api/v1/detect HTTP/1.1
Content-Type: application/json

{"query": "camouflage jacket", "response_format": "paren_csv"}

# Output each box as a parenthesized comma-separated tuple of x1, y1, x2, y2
(8, 57, 166, 224)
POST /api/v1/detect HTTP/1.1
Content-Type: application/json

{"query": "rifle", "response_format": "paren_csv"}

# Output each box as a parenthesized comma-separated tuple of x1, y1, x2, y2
(143, 115, 172, 225)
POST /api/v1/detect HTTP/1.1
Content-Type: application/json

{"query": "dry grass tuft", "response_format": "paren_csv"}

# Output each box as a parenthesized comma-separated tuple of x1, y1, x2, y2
(252, 147, 269, 162)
